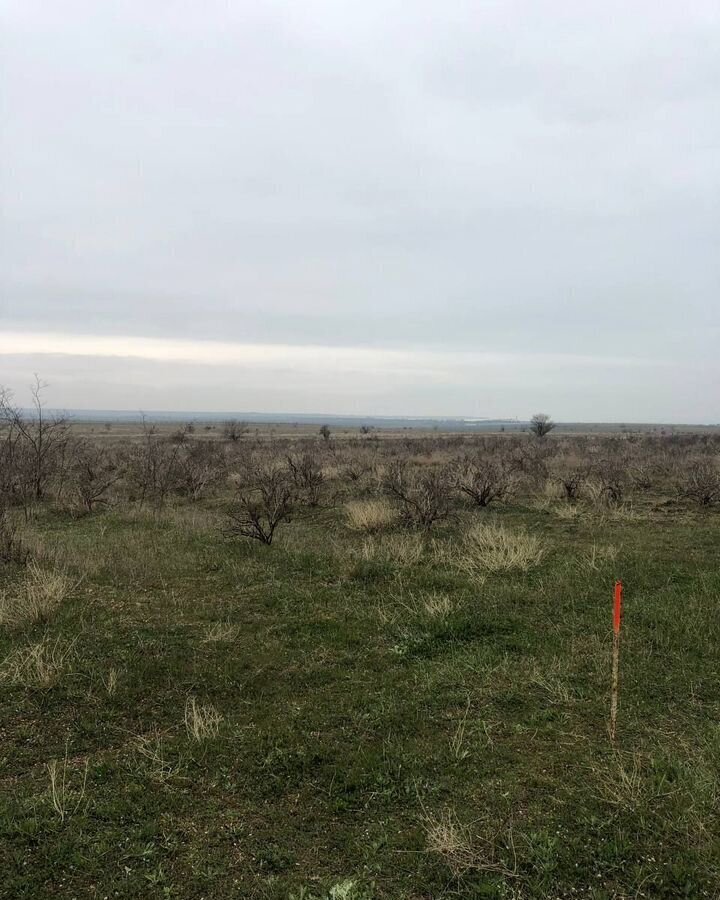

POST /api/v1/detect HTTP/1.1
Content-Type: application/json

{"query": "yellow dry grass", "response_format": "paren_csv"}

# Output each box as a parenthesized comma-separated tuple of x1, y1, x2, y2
(455, 522, 545, 579)
(344, 498, 398, 533)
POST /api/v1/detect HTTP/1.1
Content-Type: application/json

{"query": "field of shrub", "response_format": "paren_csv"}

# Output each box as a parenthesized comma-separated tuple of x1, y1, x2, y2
(1, 406, 720, 898)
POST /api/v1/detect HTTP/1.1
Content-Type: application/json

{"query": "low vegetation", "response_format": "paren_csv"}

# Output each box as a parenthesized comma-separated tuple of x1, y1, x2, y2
(1, 390, 719, 897)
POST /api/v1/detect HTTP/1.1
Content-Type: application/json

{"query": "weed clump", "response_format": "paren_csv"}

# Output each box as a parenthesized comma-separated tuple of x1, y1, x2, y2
(455, 522, 545, 578)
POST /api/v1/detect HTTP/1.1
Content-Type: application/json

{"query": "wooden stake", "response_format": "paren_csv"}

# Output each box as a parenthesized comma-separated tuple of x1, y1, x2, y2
(610, 580, 623, 742)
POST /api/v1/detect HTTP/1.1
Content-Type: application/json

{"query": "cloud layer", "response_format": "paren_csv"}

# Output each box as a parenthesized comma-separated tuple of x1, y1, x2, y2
(1, 1, 719, 419)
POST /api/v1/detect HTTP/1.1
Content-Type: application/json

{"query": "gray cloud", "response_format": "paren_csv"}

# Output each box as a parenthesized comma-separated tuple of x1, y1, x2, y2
(1, 0, 719, 419)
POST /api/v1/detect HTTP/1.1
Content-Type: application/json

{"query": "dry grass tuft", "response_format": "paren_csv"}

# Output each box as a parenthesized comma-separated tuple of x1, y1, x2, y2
(423, 807, 516, 879)
(101, 666, 119, 696)
(184, 697, 223, 741)
(0, 562, 75, 629)
(552, 502, 582, 521)
(423, 808, 477, 876)
(131, 727, 184, 782)
(579, 542, 619, 572)
(47, 748, 89, 823)
(378, 586, 457, 626)
(344, 498, 398, 533)
(354, 532, 426, 566)
(202, 621, 240, 643)
(0, 636, 75, 689)
(417, 590, 456, 619)
(591, 751, 655, 810)
(455, 523, 545, 578)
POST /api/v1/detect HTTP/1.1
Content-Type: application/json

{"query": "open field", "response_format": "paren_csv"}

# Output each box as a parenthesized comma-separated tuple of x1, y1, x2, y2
(1, 421, 720, 898)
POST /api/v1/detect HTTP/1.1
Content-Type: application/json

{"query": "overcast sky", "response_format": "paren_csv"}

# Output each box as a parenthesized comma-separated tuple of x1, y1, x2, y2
(1, 1, 718, 420)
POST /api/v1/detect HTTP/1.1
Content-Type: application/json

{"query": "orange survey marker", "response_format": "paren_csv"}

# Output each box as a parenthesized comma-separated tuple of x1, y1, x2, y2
(610, 580, 623, 741)
(613, 581, 623, 634)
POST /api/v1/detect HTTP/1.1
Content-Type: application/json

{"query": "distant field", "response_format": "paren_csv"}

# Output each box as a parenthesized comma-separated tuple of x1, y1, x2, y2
(1, 427, 719, 898)
(66, 418, 720, 443)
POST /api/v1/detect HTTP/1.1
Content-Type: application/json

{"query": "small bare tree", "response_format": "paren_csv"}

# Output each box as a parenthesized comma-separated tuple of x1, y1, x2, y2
(227, 465, 294, 545)
(529, 413, 555, 438)
(0, 379, 70, 512)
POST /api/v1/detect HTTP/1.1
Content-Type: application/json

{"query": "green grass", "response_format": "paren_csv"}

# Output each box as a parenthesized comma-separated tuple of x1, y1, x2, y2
(1, 498, 719, 898)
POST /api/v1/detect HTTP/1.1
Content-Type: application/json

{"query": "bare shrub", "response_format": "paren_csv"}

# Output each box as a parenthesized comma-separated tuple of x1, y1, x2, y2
(594, 459, 626, 507)
(227, 464, 294, 545)
(680, 460, 720, 506)
(453, 456, 515, 508)
(126, 418, 184, 509)
(176, 442, 226, 500)
(223, 419, 248, 442)
(556, 467, 587, 503)
(339, 451, 374, 483)
(383, 461, 451, 530)
(287, 451, 325, 506)
(345, 498, 398, 533)
(70, 442, 120, 513)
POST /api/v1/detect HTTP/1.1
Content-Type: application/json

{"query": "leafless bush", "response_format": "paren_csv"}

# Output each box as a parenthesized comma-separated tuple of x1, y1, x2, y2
(339, 450, 374, 484)
(69, 442, 120, 513)
(223, 419, 248, 442)
(383, 461, 451, 530)
(126, 418, 184, 509)
(554, 467, 587, 503)
(680, 460, 720, 506)
(452, 456, 515, 508)
(227, 465, 295, 545)
(176, 442, 226, 500)
(286, 451, 325, 507)
(594, 459, 626, 506)
(511, 439, 552, 491)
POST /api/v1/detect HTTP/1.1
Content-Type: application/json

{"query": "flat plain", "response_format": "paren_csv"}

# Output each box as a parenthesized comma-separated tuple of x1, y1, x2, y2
(1, 423, 719, 898)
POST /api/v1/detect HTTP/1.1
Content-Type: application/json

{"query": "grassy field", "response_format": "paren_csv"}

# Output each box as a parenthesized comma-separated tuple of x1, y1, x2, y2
(1, 430, 719, 898)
